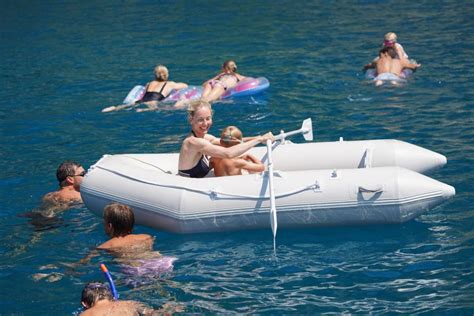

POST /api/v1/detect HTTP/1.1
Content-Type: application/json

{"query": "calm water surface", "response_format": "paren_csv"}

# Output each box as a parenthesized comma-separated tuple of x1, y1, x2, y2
(1, 1, 473, 314)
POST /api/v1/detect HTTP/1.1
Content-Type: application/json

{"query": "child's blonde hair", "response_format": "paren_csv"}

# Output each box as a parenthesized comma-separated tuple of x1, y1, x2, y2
(384, 32, 398, 43)
(220, 126, 243, 147)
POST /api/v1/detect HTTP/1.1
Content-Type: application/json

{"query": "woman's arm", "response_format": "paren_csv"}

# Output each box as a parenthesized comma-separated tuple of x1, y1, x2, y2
(236, 73, 247, 81)
(171, 82, 188, 90)
(200, 133, 273, 159)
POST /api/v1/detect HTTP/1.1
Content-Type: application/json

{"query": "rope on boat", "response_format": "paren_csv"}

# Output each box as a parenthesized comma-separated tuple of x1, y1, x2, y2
(95, 156, 322, 201)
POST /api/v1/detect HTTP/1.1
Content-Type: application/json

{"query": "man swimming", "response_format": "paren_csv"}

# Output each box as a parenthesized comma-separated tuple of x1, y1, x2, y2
(371, 47, 421, 86)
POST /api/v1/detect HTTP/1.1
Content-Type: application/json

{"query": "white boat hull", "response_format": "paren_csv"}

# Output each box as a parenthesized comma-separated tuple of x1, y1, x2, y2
(81, 140, 454, 234)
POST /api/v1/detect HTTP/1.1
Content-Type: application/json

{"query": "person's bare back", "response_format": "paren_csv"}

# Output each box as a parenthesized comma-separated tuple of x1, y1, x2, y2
(376, 55, 403, 76)
(97, 234, 153, 253)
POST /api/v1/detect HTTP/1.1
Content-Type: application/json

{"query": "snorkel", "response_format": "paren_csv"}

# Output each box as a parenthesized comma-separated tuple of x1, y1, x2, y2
(100, 263, 118, 300)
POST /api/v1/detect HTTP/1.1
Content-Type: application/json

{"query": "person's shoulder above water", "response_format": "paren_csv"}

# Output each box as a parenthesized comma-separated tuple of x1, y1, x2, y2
(37, 160, 84, 217)
(80, 281, 157, 316)
(97, 203, 154, 253)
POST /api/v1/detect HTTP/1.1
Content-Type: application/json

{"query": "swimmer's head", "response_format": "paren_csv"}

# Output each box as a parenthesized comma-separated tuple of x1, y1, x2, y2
(220, 126, 243, 147)
(187, 99, 213, 119)
(56, 160, 84, 187)
(383, 32, 397, 47)
(223, 60, 237, 73)
(154, 65, 169, 81)
(81, 282, 113, 309)
(379, 46, 397, 59)
(103, 203, 135, 237)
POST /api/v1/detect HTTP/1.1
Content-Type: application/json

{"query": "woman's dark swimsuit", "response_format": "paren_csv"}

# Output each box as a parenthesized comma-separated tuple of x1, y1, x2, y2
(178, 131, 212, 178)
(142, 81, 168, 102)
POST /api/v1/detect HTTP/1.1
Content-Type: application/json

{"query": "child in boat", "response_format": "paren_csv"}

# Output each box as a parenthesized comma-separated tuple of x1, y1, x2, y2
(211, 126, 265, 177)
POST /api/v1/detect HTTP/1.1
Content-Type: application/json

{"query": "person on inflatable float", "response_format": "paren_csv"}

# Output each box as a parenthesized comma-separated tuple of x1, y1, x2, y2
(364, 32, 411, 70)
(371, 47, 421, 86)
(211, 126, 265, 177)
(138, 64, 188, 111)
(201, 60, 247, 103)
(178, 100, 273, 178)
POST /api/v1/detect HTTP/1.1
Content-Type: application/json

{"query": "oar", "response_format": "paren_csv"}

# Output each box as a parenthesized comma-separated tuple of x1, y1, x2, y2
(266, 139, 278, 253)
(266, 118, 314, 253)
(274, 118, 313, 142)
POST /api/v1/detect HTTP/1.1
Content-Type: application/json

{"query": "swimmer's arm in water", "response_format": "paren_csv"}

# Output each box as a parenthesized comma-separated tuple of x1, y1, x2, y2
(402, 59, 421, 70)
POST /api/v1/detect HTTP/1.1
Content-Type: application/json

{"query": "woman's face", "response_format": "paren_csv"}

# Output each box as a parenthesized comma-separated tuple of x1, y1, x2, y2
(190, 106, 212, 137)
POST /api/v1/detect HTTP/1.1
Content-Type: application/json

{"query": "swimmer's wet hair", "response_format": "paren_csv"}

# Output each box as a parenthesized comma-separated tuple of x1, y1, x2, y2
(56, 160, 82, 185)
(81, 281, 113, 307)
(380, 46, 397, 59)
(187, 99, 212, 117)
(154, 65, 169, 81)
(103, 203, 135, 237)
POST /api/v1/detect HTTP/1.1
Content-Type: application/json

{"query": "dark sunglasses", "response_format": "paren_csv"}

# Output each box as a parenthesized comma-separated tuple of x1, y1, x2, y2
(70, 171, 86, 177)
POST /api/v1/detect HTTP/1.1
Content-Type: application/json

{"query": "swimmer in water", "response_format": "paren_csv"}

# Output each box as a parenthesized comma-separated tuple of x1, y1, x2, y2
(80, 281, 184, 315)
(96, 203, 155, 256)
(37, 160, 84, 217)
(137, 64, 189, 112)
(80, 281, 154, 315)
(370, 47, 421, 86)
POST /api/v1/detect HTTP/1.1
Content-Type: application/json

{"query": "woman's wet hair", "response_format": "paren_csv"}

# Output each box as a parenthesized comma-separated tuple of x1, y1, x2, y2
(81, 282, 113, 307)
(220, 126, 243, 147)
(154, 65, 169, 81)
(223, 60, 237, 73)
(103, 203, 135, 237)
(187, 99, 212, 118)
(56, 160, 82, 186)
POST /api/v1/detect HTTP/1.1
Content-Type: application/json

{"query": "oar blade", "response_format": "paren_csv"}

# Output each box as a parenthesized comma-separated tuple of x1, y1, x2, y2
(302, 118, 313, 141)
(270, 206, 278, 238)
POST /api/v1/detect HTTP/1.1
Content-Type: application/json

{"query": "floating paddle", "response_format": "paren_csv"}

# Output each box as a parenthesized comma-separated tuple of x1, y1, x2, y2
(266, 118, 313, 252)
(100, 263, 118, 300)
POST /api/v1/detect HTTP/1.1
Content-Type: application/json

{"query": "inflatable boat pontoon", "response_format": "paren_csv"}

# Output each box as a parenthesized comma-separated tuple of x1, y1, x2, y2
(81, 139, 454, 234)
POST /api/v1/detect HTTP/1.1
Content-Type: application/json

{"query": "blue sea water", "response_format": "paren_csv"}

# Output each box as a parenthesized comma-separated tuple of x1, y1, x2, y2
(1, 1, 473, 314)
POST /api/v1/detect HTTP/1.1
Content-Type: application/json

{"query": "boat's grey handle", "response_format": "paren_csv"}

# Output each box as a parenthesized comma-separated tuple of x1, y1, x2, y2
(359, 186, 384, 193)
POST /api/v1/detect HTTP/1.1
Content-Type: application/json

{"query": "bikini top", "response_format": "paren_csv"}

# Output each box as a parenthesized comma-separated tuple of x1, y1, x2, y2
(178, 131, 212, 178)
(216, 73, 240, 83)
